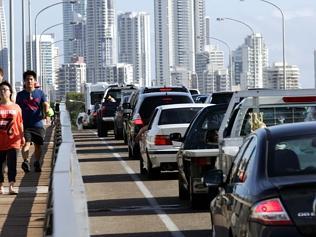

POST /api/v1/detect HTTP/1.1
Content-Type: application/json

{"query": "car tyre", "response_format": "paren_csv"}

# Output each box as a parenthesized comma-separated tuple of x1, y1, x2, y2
(139, 157, 146, 175)
(128, 145, 134, 159)
(147, 158, 160, 179)
(178, 174, 189, 200)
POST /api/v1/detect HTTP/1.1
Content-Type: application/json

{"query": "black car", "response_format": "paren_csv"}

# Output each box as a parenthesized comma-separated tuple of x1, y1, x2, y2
(96, 84, 137, 137)
(126, 91, 194, 160)
(204, 121, 316, 237)
(172, 104, 228, 207)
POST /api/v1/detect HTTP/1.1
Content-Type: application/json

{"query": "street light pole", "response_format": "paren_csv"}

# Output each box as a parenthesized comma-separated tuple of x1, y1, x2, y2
(9, 0, 15, 86)
(38, 22, 63, 93)
(240, 0, 286, 89)
(259, 0, 286, 89)
(28, 0, 32, 70)
(34, 0, 77, 72)
(208, 36, 233, 91)
(22, 0, 25, 72)
(217, 17, 256, 89)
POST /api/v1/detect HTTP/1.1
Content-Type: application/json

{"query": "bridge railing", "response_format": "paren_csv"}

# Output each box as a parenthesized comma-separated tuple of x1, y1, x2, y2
(48, 103, 90, 237)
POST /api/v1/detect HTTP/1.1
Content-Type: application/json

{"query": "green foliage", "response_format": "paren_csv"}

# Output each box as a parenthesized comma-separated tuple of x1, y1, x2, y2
(65, 92, 85, 126)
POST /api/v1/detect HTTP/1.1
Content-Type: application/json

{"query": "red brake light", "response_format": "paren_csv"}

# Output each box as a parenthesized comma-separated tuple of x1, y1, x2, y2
(160, 88, 172, 92)
(282, 96, 316, 103)
(154, 135, 172, 145)
(133, 114, 143, 125)
(162, 97, 173, 101)
(250, 198, 293, 225)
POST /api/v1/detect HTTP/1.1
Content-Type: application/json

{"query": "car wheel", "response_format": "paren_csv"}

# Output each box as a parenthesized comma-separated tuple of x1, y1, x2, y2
(178, 173, 189, 200)
(147, 158, 160, 179)
(128, 145, 134, 159)
(123, 130, 128, 144)
(99, 122, 108, 137)
(139, 157, 146, 175)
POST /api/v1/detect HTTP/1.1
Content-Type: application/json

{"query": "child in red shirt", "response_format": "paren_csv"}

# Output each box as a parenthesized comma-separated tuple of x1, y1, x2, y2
(0, 81, 24, 194)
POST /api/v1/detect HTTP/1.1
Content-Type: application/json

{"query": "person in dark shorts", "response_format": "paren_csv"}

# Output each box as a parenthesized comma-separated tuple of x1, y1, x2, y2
(16, 70, 50, 172)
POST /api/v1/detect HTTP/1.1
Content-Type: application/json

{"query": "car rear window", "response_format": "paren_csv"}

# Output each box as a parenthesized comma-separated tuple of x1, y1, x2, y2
(268, 135, 316, 177)
(158, 107, 202, 125)
(139, 95, 193, 124)
(240, 106, 315, 136)
(106, 88, 136, 104)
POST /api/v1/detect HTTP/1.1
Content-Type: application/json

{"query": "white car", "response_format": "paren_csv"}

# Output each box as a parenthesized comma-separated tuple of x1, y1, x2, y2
(139, 103, 209, 178)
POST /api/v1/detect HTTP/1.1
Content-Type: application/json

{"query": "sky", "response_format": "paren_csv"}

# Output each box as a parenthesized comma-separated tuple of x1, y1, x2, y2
(6, 0, 316, 88)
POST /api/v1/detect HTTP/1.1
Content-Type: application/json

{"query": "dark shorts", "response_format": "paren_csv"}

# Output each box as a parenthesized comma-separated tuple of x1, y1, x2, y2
(24, 127, 46, 145)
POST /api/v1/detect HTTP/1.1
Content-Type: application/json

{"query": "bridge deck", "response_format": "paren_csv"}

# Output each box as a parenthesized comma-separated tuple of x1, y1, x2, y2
(0, 125, 54, 237)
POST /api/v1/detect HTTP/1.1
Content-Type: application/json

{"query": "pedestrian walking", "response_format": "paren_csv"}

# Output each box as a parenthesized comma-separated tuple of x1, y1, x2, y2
(0, 81, 25, 194)
(16, 70, 50, 173)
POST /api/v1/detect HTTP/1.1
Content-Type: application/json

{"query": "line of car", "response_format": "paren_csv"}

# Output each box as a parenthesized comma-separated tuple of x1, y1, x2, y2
(87, 85, 316, 236)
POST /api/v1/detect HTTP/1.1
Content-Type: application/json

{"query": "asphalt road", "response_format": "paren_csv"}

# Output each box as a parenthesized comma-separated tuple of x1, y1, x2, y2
(73, 129, 212, 237)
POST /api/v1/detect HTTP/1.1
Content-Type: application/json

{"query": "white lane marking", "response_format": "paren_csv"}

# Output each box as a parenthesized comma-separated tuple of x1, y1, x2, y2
(98, 136, 184, 237)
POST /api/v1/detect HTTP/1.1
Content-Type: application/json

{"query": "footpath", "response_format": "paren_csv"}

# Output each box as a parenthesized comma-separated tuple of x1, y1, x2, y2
(0, 125, 55, 237)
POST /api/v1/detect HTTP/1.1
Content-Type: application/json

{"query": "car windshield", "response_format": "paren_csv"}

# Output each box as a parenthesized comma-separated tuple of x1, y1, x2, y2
(183, 105, 227, 149)
(268, 135, 316, 177)
(139, 95, 193, 125)
(158, 107, 203, 125)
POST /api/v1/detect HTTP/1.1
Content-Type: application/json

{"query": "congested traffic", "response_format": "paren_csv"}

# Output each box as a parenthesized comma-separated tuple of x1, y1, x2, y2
(79, 83, 316, 237)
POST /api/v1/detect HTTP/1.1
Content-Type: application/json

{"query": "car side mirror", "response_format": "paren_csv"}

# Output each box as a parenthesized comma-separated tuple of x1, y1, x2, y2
(169, 133, 183, 142)
(203, 169, 224, 187)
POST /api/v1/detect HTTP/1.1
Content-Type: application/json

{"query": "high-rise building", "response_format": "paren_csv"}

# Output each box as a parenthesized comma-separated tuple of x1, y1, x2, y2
(233, 33, 268, 90)
(32, 34, 56, 93)
(57, 56, 86, 100)
(0, 0, 8, 79)
(264, 62, 300, 89)
(86, 0, 117, 83)
(105, 64, 133, 84)
(205, 16, 210, 46)
(154, 0, 205, 86)
(118, 12, 151, 86)
(195, 45, 225, 94)
(63, 0, 86, 63)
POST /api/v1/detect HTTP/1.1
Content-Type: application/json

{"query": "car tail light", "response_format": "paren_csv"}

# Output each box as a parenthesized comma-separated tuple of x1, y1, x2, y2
(133, 114, 143, 125)
(282, 96, 316, 103)
(154, 135, 172, 145)
(250, 198, 293, 225)
(192, 157, 212, 167)
(160, 88, 172, 92)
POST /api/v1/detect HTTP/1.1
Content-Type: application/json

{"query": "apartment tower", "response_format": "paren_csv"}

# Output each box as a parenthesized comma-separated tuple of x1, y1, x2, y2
(118, 12, 151, 86)
(86, 0, 117, 83)
(154, 0, 205, 86)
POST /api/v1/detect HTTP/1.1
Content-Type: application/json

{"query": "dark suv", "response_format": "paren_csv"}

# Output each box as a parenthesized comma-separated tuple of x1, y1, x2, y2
(126, 91, 193, 159)
(96, 84, 137, 137)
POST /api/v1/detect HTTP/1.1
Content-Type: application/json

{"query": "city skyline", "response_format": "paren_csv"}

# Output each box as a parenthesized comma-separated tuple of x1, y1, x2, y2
(116, 0, 316, 88)
(4, 0, 316, 88)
